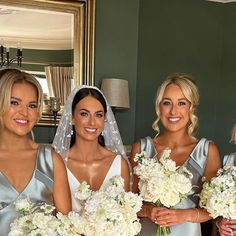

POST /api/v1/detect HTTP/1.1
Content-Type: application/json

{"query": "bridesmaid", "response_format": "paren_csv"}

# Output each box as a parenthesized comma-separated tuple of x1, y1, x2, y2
(214, 124, 236, 236)
(130, 73, 221, 236)
(53, 86, 131, 211)
(0, 69, 71, 236)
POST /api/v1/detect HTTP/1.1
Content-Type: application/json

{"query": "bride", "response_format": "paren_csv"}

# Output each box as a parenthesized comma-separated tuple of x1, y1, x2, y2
(53, 85, 131, 211)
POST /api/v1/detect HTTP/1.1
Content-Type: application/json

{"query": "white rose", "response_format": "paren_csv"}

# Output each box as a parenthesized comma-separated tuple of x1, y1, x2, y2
(171, 173, 192, 194)
(159, 189, 180, 207)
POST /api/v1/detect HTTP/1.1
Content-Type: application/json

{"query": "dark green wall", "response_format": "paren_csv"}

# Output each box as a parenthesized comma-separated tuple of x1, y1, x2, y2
(94, 0, 140, 145)
(134, 0, 235, 157)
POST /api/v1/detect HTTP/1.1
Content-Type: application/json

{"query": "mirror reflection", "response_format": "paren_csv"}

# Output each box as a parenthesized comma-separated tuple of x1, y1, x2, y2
(0, 0, 95, 126)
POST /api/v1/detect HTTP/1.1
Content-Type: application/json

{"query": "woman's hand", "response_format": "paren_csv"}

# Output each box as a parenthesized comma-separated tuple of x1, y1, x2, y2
(216, 217, 236, 236)
(154, 208, 188, 227)
(143, 206, 191, 226)
(139, 204, 161, 223)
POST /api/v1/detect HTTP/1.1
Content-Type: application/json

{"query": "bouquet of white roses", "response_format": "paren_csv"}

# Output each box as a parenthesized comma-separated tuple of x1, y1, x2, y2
(69, 175, 143, 236)
(199, 165, 236, 220)
(9, 198, 81, 236)
(134, 148, 193, 236)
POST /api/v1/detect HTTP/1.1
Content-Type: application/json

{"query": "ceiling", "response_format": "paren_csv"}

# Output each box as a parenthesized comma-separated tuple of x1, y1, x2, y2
(0, 5, 73, 50)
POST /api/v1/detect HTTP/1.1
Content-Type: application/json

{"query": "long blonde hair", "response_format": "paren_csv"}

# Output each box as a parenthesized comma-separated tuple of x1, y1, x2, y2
(0, 69, 43, 129)
(152, 73, 200, 137)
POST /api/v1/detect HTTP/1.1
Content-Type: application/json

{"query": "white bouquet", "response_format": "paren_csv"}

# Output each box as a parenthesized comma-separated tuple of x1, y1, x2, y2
(199, 165, 236, 220)
(69, 175, 143, 236)
(134, 148, 193, 236)
(9, 198, 81, 236)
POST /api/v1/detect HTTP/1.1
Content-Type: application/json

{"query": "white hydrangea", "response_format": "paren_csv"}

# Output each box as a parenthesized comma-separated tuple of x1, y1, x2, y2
(70, 175, 143, 236)
(9, 199, 82, 236)
(74, 181, 92, 201)
(15, 197, 33, 214)
(199, 165, 236, 219)
(134, 148, 193, 208)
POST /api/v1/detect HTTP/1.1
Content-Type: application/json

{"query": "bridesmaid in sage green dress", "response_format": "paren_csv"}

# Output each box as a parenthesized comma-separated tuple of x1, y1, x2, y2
(0, 69, 71, 236)
(130, 73, 221, 236)
(214, 124, 236, 236)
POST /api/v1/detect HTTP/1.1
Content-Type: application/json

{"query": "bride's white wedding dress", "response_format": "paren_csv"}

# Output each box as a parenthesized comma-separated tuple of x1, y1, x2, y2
(66, 155, 121, 212)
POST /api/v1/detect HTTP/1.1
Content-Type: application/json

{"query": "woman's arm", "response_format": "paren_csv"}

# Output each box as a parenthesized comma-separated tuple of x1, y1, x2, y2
(154, 207, 211, 226)
(52, 151, 72, 214)
(204, 142, 221, 181)
(121, 157, 131, 191)
(130, 141, 141, 193)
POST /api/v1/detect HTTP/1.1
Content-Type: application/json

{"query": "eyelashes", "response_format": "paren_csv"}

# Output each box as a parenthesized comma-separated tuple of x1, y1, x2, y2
(79, 111, 104, 118)
(10, 99, 38, 110)
(161, 100, 188, 107)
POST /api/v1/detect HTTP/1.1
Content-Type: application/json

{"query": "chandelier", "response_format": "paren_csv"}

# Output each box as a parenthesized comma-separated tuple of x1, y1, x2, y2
(0, 43, 23, 68)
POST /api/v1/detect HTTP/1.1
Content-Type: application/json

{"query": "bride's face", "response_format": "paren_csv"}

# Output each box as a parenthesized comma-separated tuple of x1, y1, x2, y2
(72, 95, 105, 142)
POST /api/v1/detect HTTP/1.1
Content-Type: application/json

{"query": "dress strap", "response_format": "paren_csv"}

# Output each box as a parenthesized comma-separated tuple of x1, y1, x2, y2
(35, 144, 54, 191)
(223, 153, 236, 166)
(189, 138, 211, 176)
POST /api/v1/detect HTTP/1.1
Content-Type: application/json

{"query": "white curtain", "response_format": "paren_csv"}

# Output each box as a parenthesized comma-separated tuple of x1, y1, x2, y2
(45, 66, 73, 105)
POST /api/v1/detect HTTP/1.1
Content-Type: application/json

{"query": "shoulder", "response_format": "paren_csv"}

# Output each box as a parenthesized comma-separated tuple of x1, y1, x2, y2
(131, 136, 152, 155)
(120, 156, 130, 169)
(197, 137, 220, 161)
(36, 144, 54, 165)
(51, 150, 66, 170)
(196, 138, 219, 157)
(100, 146, 117, 159)
(203, 138, 221, 180)
(207, 141, 220, 158)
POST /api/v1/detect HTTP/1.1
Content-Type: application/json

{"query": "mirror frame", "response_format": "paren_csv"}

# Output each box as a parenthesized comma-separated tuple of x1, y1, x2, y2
(0, 0, 95, 86)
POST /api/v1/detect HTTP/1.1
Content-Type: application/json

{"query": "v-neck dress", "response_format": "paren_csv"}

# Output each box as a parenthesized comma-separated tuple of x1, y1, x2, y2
(67, 155, 121, 212)
(0, 145, 54, 236)
(138, 137, 211, 236)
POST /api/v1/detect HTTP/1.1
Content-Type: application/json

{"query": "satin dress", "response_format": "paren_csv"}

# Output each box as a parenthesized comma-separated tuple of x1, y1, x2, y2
(0, 145, 54, 236)
(66, 155, 121, 212)
(138, 137, 210, 236)
(223, 153, 235, 166)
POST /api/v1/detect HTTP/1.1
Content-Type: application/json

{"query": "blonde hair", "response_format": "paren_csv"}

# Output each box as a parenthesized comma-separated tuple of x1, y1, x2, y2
(230, 124, 236, 144)
(152, 73, 200, 137)
(0, 69, 43, 129)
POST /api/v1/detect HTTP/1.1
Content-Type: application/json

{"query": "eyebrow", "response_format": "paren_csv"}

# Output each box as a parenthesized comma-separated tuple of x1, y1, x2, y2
(11, 96, 38, 103)
(80, 108, 104, 113)
(11, 96, 21, 101)
(162, 97, 188, 101)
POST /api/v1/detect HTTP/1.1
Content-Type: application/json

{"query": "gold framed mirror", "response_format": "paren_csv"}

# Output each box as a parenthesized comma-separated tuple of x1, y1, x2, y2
(0, 0, 95, 126)
(0, 0, 95, 86)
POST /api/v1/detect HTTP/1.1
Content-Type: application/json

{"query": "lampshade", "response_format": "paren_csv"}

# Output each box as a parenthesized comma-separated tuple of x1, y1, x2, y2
(101, 78, 130, 109)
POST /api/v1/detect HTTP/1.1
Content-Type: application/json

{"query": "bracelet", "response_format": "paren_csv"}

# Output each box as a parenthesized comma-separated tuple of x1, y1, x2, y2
(194, 208, 200, 222)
